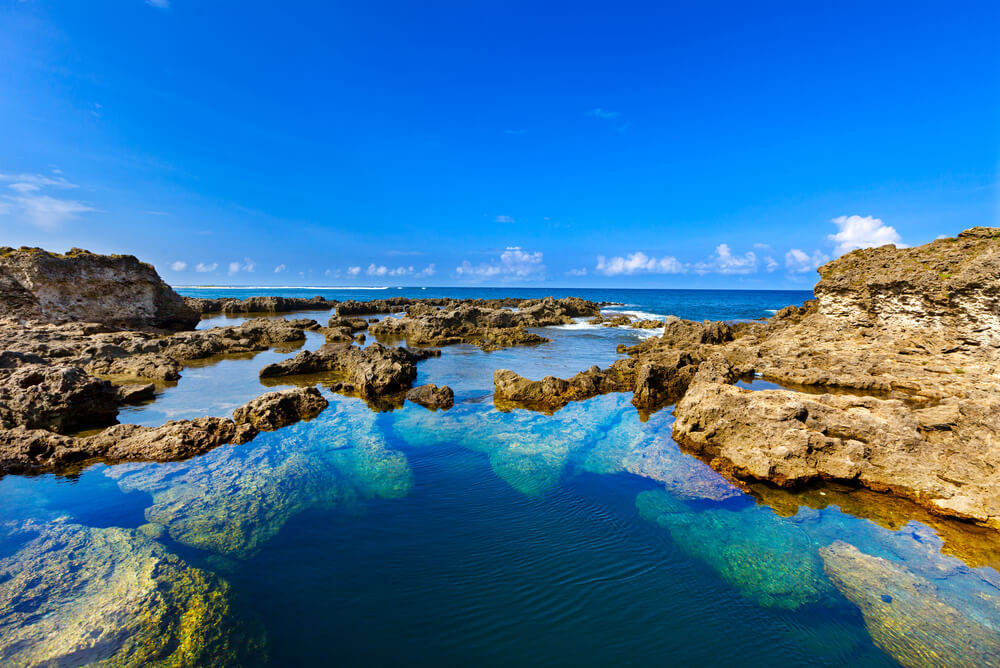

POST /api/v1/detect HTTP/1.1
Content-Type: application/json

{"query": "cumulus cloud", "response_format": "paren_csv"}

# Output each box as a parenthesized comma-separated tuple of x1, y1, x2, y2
(764, 256, 779, 272)
(274, 264, 287, 273)
(456, 247, 545, 280)
(567, 267, 588, 277)
(829, 215, 904, 255)
(196, 262, 218, 273)
(785, 248, 830, 274)
(417, 264, 436, 277)
(170, 261, 187, 272)
(347, 266, 361, 277)
(693, 244, 757, 275)
(0, 172, 94, 229)
(595, 252, 685, 276)
(495, 215, 515, 223)
(227, 258, 256, 276)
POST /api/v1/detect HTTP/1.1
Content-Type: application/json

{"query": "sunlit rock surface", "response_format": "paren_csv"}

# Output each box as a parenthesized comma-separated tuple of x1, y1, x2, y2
(0, 518, 265, 666)
(107, 399, 413, 558)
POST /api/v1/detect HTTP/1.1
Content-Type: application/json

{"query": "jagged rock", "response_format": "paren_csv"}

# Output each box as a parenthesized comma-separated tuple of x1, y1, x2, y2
(185, 295, 333, 314)
(0, 363, 119, 433)
(232, 387, 328, 431)
(820, 540, 1000, 667)
(90, 418, 247, 461)
(158, 317, 312, 361)
(0, 246, 198, 329)
(259, 342, 438, 401)
(369, 297, 597, 351)
(0, 519, 265, 666)
(88, 352, 182, 381)
(327, 315, 369, 331)
(406, 384, 454, 410)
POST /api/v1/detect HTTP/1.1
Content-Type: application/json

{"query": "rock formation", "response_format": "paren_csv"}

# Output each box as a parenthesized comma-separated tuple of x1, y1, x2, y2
(232, 387, 329, 431)
(185, 295, 333, 314)
(0, 246, 198, 329)
(406, 383, 454, 410)
(259, 342, 438, 404)
(369, 297, 599, 351)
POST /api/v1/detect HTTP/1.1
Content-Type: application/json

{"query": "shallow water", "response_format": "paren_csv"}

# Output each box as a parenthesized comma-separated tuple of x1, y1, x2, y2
(3, 288, 1000, 666)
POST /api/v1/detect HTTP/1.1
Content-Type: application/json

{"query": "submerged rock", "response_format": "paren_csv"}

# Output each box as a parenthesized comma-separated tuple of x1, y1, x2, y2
(109, 401, 413, 558)
(637, 489, 836, 609)
(0, 518, 265, 666)
(820, 540, 1000, 668)
(406, 383, 454, 410)
(0, 246, 198, 330)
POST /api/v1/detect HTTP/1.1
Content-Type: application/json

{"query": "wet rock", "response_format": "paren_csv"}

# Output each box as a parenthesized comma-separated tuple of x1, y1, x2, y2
(0, 427, 90, 474)
(406, 384, 454, 410)
(0, 246, 198, 330)
(327, 315, 369, 331)
(90, 418, 245, 461)
(232, 387, 329, 431)
(185, 295, 333, 314)
(158, 317, 312, 361)
(88, 352, 182, 381)
(259, 342, 437, 400)
(820, 540, 1000, 667)
(0, 363, 119, 433)
(0, 518, 265, 665)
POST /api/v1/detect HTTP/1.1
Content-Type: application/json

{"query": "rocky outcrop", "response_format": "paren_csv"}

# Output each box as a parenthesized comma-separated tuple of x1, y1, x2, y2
(369, 297, 599, 351)
(406, 384, 454, 410)
(0, 388, 330, 475)
(185, 295, 333, 314)
(259, 342, 438, 403)
(232, 387, 329, 430)
(0, 363, 119, 433)
(0, 247, 198, 330)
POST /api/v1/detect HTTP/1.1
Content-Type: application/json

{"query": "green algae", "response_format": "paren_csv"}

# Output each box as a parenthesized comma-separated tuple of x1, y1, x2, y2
(0, 518, 265, 667)
(108, 398, 413, 559)
(636, 490, 836, 609)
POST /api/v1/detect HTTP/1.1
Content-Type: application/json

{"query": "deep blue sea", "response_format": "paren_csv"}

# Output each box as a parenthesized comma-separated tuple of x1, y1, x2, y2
(3, 287, 999, 667)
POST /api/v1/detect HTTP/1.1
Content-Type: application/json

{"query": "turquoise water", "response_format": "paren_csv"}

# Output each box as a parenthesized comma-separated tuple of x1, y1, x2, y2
(3, 288, 1000, 666)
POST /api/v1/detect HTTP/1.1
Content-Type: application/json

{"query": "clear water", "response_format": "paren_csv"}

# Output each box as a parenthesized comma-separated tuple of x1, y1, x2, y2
(3, 288, 1000, 667)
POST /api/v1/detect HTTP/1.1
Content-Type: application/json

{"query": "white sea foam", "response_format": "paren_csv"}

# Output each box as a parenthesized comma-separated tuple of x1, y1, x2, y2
(764, 308, 779, 315)
(600, 308, 667, 322)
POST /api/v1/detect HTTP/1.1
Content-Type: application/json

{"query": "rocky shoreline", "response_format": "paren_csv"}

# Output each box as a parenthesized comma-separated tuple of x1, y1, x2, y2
(3, 232, 1000, 532)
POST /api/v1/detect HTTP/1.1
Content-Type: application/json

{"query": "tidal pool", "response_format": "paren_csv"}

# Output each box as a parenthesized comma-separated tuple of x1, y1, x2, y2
(3, 296, 1000, 666)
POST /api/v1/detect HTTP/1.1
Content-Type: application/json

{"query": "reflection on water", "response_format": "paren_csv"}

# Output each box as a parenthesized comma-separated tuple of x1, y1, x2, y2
(2, 309, 1000, 666)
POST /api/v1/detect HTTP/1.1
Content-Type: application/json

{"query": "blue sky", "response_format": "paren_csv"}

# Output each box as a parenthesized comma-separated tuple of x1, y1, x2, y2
(1, 1, 997, 288)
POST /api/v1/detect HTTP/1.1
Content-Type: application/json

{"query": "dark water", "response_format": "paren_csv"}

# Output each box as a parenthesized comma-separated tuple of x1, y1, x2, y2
(3, 288, 1000, 667)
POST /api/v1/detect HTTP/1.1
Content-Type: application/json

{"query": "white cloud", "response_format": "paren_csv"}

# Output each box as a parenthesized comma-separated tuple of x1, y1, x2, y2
(567, 267, 588, 277)
(170, 261, 187, 272)
(587, 108, 619, 118)
(753, 243, 772, 251)
(765, 256, 778, 272)
(366, 264, 389, 277)
(196, 262, 218, 273)
(456, 246, 545, 280)
(785, 248, 830, 274)
(693, 244, 757, 275)
(829, 215, 904, 255)
(227, 258, 256, 275)
(495, 215, 515, 223)
(417, 264, 436, 277)
(347, 266, 361, 277)
(274, 264, 287, 273)
(0, 172, 93, 229)
(596, 252, 685, 276)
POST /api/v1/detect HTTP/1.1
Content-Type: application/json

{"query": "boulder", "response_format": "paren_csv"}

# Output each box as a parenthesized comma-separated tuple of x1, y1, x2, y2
(0, 363, 119, 433)
(406, 384, 454, 410)
(232, 387, 329, 431)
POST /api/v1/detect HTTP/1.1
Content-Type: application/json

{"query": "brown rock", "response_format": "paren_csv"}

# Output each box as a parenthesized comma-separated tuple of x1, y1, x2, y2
(232, 387, 328, 431)
(406, 384, 454, 410)
(0, 363, 118, 433)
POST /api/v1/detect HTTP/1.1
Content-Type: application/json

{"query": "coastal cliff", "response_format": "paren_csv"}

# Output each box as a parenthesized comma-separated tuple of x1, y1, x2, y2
(0, 247, 198, 330)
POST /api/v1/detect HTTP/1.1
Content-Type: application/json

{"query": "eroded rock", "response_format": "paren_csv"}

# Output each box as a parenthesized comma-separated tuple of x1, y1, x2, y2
(406, 384, 454, 410)
(232, 387, 329, 431)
